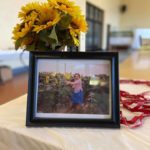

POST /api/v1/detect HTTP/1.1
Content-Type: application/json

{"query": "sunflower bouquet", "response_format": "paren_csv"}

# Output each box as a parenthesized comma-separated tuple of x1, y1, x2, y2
(12, 0, 88, 51)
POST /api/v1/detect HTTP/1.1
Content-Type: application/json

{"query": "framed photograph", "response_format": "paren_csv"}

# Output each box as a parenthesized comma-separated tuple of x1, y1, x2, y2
(26, 52, 120, 128)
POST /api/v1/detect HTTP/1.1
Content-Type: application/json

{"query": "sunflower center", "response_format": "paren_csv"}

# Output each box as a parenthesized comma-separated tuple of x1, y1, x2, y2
(71, 22, 79, 29)
(42, 19, 50, 25)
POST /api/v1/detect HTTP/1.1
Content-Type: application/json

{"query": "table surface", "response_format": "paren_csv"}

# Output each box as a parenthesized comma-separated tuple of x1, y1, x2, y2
(120, 50, 150, 80)
(0, 83, 150, 150)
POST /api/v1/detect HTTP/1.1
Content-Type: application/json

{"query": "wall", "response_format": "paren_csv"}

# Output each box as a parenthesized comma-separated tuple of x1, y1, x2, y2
(0, 0, 46, 50)
(74, 0, 86, 51)
(120, 0, 150, 29)
(87, 0, 121, 49)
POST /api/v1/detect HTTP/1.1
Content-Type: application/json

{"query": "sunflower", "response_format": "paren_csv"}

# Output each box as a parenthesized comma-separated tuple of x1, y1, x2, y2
(18, 2, 41, 20)
(33, 9, 61, 33)
(47, 0, 58, 6)
(59, 4, 81, 16)
(24, 11, 38, 23)
(71, 15, 88, 32)
(12, 21, 33, 40)
(12, 24, 21, 40)
(48, 0, 81, 16)
(12, 0, 88, 50)
(64, 73, 71, 80)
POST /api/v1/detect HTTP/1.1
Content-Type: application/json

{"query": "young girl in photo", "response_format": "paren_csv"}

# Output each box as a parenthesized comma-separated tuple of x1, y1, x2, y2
(66, 73, 83, 112)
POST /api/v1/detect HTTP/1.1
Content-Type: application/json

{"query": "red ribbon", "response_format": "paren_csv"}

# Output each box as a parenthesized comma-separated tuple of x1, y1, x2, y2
(120, 79, 150, 128)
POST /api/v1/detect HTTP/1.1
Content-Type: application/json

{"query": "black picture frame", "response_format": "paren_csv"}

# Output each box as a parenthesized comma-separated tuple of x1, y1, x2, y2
(26, 52, 120, 128)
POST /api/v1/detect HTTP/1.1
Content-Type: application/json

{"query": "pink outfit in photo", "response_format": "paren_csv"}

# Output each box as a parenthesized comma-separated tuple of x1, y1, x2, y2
(71, 79, 83, 93)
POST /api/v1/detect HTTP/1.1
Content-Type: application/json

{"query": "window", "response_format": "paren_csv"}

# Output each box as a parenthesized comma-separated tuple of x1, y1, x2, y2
(86, 3, 104, 51)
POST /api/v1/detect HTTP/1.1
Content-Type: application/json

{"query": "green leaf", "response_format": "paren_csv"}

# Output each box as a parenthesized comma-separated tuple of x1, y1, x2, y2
(36, 41, 48, 51)
(57, 29, 76, 46)
(15, 38, 23, 50)
(49, 25, 58, 44)
(48, 25, 59, 50)
(71, 35, 79, 46)
(26, 43, 35, 51)
(39, 30, 51, 43)
(57, 14, 72, 30)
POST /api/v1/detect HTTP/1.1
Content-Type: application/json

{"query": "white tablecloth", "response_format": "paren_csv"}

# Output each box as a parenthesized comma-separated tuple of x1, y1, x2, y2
(0, 83, 150, 150)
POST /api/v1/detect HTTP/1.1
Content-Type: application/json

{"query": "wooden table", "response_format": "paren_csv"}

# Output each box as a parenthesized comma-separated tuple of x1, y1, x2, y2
(120, 50, 150, 80)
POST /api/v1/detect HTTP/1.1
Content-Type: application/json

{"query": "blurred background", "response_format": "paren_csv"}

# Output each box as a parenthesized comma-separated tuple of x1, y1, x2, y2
(37, 60, 110, 76)
(1, 0, 150, 104)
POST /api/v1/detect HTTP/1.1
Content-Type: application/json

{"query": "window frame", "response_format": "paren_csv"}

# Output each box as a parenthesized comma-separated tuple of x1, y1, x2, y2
(86, 2, 104, 51)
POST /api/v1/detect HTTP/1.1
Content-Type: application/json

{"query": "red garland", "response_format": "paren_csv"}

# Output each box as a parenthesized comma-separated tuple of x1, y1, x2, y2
(120, 80, 150, 128)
